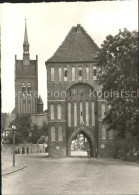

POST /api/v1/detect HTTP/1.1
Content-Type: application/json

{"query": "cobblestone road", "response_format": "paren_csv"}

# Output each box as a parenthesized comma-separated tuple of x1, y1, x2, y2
(2, 152, 139, 195)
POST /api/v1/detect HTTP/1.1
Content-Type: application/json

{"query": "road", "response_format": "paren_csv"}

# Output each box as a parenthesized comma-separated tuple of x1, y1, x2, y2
(2, 151, 139, 195)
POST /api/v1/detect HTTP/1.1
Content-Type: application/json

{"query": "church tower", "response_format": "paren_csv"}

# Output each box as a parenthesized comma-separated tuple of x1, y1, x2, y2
(15, 19, 39, 114)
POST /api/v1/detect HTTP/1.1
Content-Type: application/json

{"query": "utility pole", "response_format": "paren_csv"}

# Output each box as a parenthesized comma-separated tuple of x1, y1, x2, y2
(12, 125, 16, 167)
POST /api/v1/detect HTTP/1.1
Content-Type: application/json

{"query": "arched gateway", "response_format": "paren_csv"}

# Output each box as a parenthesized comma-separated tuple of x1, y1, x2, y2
(45, 24, 107, 158)
(67, 127, 97, 157)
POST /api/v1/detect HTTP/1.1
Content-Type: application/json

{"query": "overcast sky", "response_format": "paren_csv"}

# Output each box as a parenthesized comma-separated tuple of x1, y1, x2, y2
(0, 0, 138, 113)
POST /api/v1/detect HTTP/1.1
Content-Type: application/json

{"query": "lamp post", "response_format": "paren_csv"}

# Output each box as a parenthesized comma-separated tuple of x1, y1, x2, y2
(12, 125, 16, 167)
(29, 132, 33, 153)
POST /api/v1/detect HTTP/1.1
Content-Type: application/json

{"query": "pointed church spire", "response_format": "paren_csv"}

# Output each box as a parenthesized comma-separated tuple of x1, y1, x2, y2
(23, 19, 30, 65)
(24, 19, 29, 44)
(23, 19, 29, 55)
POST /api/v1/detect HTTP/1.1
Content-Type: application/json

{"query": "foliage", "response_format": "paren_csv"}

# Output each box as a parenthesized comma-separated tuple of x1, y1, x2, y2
(28, 122, 48, 144)
(7, 115, 48, 144)
(8, 114, 32, 144)
(96, 28, 138, 140)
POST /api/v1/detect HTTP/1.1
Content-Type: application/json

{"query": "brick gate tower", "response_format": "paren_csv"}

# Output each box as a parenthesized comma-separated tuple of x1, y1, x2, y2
(46, 24, 114, 158)
(15, 20, 39, 114)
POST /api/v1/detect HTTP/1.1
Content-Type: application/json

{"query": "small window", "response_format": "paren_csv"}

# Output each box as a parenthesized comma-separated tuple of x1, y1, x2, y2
(79, 67, 82, 81)
(86, 67, 89, 80)
(68, 102, 71, 127)
(64, 67, 68, 81)
(51, 67, 54, 81)
(93, 66, 97, 80)
(58, 125, 63, 141)
(72, 67, 75, 81)
(51, 126, 56, 141)
(50, 104, 54, 120)
(57, 104, 62, 120)
(59, 68, 62, 81)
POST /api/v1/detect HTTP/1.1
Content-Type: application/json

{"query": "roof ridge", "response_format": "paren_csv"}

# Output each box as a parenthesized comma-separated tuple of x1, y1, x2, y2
(80, 26, 99, 50)
(47, 27, 74, 62)
(46, 24, 99, 63)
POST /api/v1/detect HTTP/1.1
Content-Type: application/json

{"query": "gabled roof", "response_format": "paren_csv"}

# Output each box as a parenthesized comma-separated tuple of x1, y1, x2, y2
(47, 24, 99, 63)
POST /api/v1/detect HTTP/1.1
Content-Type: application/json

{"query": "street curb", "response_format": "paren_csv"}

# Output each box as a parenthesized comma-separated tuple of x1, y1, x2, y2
(2, 165, 27, 176)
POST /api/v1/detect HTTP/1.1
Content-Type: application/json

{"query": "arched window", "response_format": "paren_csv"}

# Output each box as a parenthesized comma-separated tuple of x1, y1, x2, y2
(102, 125, 106, 139)
(79, 67, 82, 81)
(59, 68, 62, 81)
(85, 101, 89, 126)
(57, 104, 62, 120)
(74, 102, 77, 127)
(58, 125, 63, 141)
(92, 101, 95, 126)
(64, 67, 68, 81)
(102, 103, 105, 119)
(80, 101, 83, 123)
(68, 102, 71, 127)
(72, 67, 75, 81)
(108, 129, 113, 139)
(22, 82, 26, 93)
(50, 104, 54, 120)
(51, 126, 56, 141)
(86, 67, 89, 80)
(93, 66, 97, 80)
(51, 67, 54, 81)
(27, 82, 31, 94)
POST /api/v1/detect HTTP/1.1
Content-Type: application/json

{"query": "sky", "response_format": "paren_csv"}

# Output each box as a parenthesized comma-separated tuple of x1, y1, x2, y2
(0, 0, 138, 113)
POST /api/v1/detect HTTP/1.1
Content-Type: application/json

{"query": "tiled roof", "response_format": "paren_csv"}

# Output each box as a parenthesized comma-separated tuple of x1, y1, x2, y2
(47, 24, 99, 63)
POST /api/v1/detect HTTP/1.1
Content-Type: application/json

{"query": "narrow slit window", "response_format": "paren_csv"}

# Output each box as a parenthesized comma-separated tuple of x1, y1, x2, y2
(93, 66, 97, 80)
(68, 102, 71, 127)
(59, 68, 62, 81)
(57, 104, 62, 120)
(86, 67, 89, 80)
(51, 126, 56, 141)
(79, 67, 82, 81)
(74, 102, 77, 127)
(50, 104, 54, 120)
(86, 101, 89, 126)
(80, 101, 83, 123)
(58, 125, 63, 141)
(72, 67, 75, 81)
(51, 67, 54, 81)
(64, 67, 68, 81)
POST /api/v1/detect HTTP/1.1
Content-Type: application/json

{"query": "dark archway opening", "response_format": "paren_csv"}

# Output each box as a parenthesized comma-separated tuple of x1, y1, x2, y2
(70, 131, 93, 158)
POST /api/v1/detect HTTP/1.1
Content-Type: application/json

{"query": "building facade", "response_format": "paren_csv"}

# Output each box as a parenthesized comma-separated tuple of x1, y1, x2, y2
(46, 24, 114, 158)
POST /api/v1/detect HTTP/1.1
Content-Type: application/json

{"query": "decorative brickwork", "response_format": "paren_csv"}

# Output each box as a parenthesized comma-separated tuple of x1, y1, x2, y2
(46, 24, 113, 158)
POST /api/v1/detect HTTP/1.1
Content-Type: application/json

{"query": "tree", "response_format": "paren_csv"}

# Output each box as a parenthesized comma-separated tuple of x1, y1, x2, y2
(27, 122, 48, 144)
(8, 114, 32, 144)
(8, 115, 48, 144)
(96, 29, 138, 156)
